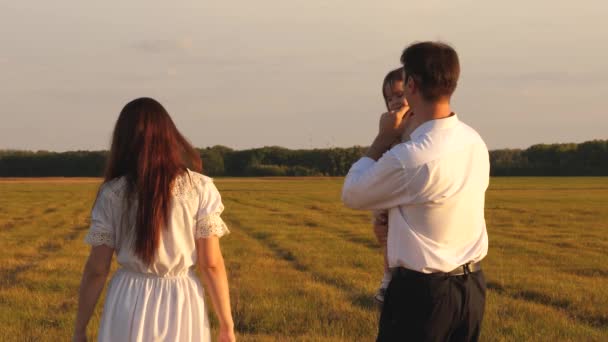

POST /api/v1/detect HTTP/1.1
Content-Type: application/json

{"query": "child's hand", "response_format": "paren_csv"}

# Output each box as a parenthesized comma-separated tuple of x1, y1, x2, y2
(373, 210, 388, 225)
(373, 210, 388, 245)
(373, 223, 388, 245)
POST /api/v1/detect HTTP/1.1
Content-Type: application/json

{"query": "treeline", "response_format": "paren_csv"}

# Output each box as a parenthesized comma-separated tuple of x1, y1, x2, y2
(0, 140, 606, 177)
(0, 146, 366, 177)
(0, 150, 107, 177)
(489, 140, 608, 176)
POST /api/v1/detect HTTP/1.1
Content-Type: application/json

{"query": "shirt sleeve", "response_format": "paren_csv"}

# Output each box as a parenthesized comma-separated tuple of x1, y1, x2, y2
(195, 180, 230, 239)
(342, 149, 419, 210)
(84, 185, 116, 248)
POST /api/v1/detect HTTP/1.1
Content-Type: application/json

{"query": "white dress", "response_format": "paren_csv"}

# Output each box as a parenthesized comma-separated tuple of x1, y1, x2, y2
(84, 170, 230, 342)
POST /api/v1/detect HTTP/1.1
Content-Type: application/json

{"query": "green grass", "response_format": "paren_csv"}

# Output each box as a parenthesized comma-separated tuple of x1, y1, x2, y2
(0, 177, 607, 341)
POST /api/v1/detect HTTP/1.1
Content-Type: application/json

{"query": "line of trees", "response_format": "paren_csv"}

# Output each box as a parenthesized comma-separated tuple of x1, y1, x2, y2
(489, 140, 608, 176)
(0, 140, 606, 177)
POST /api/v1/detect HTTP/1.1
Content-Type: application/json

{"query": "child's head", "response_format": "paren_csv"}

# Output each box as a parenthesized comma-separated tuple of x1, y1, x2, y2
(382, 68, 407, 111)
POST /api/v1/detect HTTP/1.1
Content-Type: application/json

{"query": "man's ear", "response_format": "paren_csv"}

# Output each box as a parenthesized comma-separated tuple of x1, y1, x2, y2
(407, 77, 417, 95)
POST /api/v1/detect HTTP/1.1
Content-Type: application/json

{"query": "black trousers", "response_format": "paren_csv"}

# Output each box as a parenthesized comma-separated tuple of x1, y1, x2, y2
(377, 269, 486, 342)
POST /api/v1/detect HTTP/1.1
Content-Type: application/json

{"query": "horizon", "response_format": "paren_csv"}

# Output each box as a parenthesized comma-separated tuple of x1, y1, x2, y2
(2, 137, 606, 154)
(1, 1, 606, 151)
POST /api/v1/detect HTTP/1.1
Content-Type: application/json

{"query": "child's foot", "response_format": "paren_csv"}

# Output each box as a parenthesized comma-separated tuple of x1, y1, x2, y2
(374, 287, 387, 304)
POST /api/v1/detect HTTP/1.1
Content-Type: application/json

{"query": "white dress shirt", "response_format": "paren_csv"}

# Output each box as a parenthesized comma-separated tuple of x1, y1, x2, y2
(342, 114, 489, 273)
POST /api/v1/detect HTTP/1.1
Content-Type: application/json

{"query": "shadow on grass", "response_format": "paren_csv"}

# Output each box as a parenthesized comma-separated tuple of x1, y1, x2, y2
(0, 224, 87, 290)
(244, 229, 376, 312)
(487, 280, 608, 329)
(41, 241, 62, 253)
(336, 233, 378, 250)
(350, 292, 379, 311)
(0, 263, 37, 289)
(570, 268, 608, 278)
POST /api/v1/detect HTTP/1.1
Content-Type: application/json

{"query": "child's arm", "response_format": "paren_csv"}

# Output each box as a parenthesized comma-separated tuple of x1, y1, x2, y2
(372, 210, 389, 246)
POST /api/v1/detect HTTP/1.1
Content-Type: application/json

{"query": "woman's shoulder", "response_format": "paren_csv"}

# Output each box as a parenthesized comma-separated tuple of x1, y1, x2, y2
(98, 177, 128, 200)
(173, 169, 215, 199)
(184, 169, 214, 185)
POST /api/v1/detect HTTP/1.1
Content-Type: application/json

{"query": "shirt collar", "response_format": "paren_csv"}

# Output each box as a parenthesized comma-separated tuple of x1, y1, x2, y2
(410, 113, 459, 140)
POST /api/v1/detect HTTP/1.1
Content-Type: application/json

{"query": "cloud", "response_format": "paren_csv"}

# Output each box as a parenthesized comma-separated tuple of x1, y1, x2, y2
(176, 37, 193, 51)
(473, 70, 608, 85)
(131, 37, 194, 54)
(166, 67, 178, 77)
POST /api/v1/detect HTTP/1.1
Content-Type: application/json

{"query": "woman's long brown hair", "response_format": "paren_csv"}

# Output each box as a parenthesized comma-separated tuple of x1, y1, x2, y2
(103, 97, 202, 265)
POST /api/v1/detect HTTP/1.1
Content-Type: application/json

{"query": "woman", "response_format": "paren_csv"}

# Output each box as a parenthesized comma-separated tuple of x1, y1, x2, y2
(73, 98, 235, 342)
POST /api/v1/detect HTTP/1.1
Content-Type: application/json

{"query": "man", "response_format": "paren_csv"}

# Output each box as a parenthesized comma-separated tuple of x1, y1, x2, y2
(342, 42, 489, 342)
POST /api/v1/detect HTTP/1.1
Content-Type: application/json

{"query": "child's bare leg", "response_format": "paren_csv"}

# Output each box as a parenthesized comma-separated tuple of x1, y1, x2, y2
(381, 242, 391, 289)
(383, 244, 389, 272)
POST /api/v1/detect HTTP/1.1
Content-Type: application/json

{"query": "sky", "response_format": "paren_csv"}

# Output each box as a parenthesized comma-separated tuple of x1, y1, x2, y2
(0, 0, 606, 151)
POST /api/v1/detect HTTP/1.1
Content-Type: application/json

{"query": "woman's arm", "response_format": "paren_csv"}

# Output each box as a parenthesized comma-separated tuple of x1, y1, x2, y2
(196, 236, 235, 342)
(73, 245, 113, 341)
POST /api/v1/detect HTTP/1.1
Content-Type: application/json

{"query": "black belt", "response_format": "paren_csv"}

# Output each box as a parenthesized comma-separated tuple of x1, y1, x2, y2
(392, 261, 482, 278)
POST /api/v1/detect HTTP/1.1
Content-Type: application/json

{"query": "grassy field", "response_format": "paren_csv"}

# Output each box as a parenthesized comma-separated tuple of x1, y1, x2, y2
(0, 177, 607, 341)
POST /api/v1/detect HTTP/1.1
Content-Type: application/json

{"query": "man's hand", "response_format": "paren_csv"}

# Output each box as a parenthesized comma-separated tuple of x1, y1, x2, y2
(378, 105, 411, 142)
(366, 106, 413, 161)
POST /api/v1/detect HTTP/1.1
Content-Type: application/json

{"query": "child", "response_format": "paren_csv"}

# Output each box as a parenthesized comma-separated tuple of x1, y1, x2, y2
(373, 68, 408, 304)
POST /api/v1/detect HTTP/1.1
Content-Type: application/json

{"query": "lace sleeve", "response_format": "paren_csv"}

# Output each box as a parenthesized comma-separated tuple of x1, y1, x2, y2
(84, 230, 115, 247)
(194, 176, 230, 239)
(84, 184, 116, 248)
(195, 213, 230, 239)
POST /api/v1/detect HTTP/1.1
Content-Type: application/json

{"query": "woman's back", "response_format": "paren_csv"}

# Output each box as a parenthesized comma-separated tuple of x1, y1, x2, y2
(74, 98, 235, 342)
(82, 170, 229, 341)
(85, 169, 229, 276)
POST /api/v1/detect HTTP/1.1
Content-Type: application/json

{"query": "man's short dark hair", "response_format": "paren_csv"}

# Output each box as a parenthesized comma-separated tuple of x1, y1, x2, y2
(400, 42, 460, 102)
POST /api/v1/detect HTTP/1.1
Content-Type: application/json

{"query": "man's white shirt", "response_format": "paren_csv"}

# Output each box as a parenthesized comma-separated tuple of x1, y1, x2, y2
(342, 114, 489, 273)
